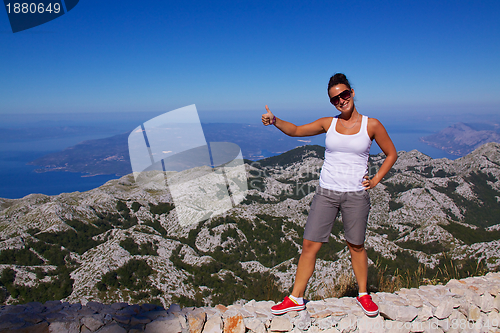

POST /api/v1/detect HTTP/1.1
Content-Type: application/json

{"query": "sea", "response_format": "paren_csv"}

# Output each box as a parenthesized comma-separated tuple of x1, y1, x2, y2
(0, 112, 460, 200)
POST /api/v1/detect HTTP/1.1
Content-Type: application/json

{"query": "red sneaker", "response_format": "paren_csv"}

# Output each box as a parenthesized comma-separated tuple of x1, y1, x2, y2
(356, 295, 379, 316)
(271, 296, 305, 315)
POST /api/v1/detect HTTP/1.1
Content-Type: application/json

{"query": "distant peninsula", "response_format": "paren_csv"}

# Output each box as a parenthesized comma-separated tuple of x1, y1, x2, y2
(28, 124, 320, 177)
(420, 122, 500, 156)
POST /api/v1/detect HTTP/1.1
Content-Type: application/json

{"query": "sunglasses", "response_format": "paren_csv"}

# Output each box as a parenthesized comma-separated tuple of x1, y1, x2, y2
(330, 89, 351, 106)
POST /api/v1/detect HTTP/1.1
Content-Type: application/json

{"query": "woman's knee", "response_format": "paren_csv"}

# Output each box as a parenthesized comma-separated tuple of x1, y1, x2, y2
(346, 241, 365, 253)
(302, 239, 322, 254)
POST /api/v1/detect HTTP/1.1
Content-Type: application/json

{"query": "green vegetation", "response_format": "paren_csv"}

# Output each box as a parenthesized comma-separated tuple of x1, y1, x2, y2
(256, 145, 325, 168)
(316, 239, 344, 261)
(120, 238, 158, 256)
(396, 240, 448, 254)
(384, 181, 415, 196)
(0, 248, 43, 266)
(371, 226, 400, 241)
(97, 259, 161, 302)
(143, 219, 168, 237)
(131, 201, 142, 212)
(166, 214, 302, 305)
(0, 268, 16, 303)
(433, 169, 455, 178)
(440, 221, 500, 245)
(389, 200, 404, 211)
(28, 241, 70, 266)
(0, 265, 73, 304)
(170, 245, 284, 307)
(148, 202, 175, 216)
(36, 219, 110, 255)
(463, 172, 500, 227)
(367, 249, 421, 277)
(434, 172, 500, 227)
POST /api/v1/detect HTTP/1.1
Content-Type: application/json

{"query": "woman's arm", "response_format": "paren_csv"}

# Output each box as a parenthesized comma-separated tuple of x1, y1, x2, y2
(363, 118, 398, 190)
(262, 105, 330, 137)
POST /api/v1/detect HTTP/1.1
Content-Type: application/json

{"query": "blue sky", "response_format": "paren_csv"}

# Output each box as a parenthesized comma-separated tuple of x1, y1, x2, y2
(1, 0, 499, 123)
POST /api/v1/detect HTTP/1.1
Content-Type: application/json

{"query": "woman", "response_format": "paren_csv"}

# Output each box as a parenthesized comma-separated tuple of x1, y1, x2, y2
(261, 73, 397, 317)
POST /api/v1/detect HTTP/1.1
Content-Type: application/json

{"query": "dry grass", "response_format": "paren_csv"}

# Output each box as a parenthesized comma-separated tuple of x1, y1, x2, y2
(374, 254, 489, 293)
(318, 254, 490, 299)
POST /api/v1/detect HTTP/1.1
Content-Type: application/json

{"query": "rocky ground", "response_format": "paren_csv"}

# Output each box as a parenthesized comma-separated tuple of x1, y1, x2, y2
(1, 272, 499, 333)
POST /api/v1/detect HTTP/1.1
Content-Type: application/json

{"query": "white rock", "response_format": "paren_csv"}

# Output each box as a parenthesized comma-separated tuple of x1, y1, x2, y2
(337, 314, 357, 332)
(397, 306, 419, 322)
(307, 326, 321, 333)
(357, 315, 385, 333)
(270, 317, 293, 332)
(383, 321, 411, 333)
(487, 311, 500, 327)
(404, 295, 423, 308)
(408, 320, 425, 332)
(434, 301, 453, 319)
(479, 293, 494, 312)
(293, 310, 311, 331)
(494, 295, 500, 311)
(488, 285, 500, 297)
(436, 317, 451, 331)
(223, 313, 245, 333)
(187, 310, 207, 333)
(168, 304, 182, 313)
(244, 318, 265, 333)
(451, 295, 463, 308)
(145, 315, 182, 333)
(322, 327, 342, 333)
(48, 321, 80, 333)
(417, 305, 433, 321)
(467, 304, 481, 322)
(96, 323, 128, 333)
(81, 316, 105, 331)
(316, 317, 338, 331)
(464, 290, 482, 308)
(175, 313, 188, 329)
(420, 320, 443, 333)
(379, 303, 398, 320)
(203, 315, 223, 333)
(426, 296, 443, 308)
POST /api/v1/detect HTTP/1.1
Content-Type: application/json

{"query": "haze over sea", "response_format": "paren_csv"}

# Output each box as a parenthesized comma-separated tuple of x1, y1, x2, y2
(0, 110, 469, 199)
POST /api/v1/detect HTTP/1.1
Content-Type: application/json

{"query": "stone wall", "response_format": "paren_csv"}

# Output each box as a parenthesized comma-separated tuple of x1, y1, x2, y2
(1, 273, 499, 333)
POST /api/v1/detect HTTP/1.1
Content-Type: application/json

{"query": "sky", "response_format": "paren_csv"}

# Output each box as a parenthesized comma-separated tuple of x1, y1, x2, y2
(1, 0, 500, 124)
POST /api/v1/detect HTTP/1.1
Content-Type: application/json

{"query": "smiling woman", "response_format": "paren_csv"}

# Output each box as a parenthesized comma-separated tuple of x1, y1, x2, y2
(262, 73, 398, 317)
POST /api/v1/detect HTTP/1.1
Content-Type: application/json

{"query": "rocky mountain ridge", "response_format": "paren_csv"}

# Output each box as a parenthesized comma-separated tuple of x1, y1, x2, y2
(1, 142, 500, 308)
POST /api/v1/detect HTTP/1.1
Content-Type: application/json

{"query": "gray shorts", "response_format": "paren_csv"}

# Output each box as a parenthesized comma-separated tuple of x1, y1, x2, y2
(303, 186, 370, 245)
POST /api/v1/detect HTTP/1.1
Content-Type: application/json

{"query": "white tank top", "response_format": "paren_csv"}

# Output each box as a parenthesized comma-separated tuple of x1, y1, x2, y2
(319, 115, 372, 192)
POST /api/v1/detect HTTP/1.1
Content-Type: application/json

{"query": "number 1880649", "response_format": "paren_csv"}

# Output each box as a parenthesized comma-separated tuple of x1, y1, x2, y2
(5, 3, 61, 14)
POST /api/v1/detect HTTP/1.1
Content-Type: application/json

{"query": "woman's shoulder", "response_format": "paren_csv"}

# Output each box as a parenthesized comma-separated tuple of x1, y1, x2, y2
(366, 117, 388, 138)
(316, 116, 335, 133)
(366, 116, 383, 126)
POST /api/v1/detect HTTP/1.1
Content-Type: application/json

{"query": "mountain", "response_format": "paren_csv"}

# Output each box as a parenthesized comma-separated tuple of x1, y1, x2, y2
(1, 143, 500, 307)
(27, 124, 321, 176)
(420, 122, 500, 156)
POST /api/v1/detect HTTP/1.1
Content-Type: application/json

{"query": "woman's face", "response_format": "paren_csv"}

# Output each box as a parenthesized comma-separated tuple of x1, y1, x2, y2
(328, 84, 355, 113)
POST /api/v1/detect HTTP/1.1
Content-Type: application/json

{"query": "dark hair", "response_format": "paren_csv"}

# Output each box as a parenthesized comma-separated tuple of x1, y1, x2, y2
(328, 73, 352, 92)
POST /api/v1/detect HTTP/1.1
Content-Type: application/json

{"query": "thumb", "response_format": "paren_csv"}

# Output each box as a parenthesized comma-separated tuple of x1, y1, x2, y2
(265, 105, 273, 116)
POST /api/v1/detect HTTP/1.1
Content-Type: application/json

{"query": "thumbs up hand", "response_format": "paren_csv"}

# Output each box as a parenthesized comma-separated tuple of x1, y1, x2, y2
(262, 105, 275, 126)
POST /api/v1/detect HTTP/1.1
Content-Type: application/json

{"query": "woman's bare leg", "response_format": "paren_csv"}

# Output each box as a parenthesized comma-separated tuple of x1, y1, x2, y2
(290, 239, 323, 298)
(347, 241, 368, 293)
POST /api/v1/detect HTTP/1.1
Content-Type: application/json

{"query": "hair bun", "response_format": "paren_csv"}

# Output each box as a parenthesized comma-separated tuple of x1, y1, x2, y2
(328, 73, 352, 91)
